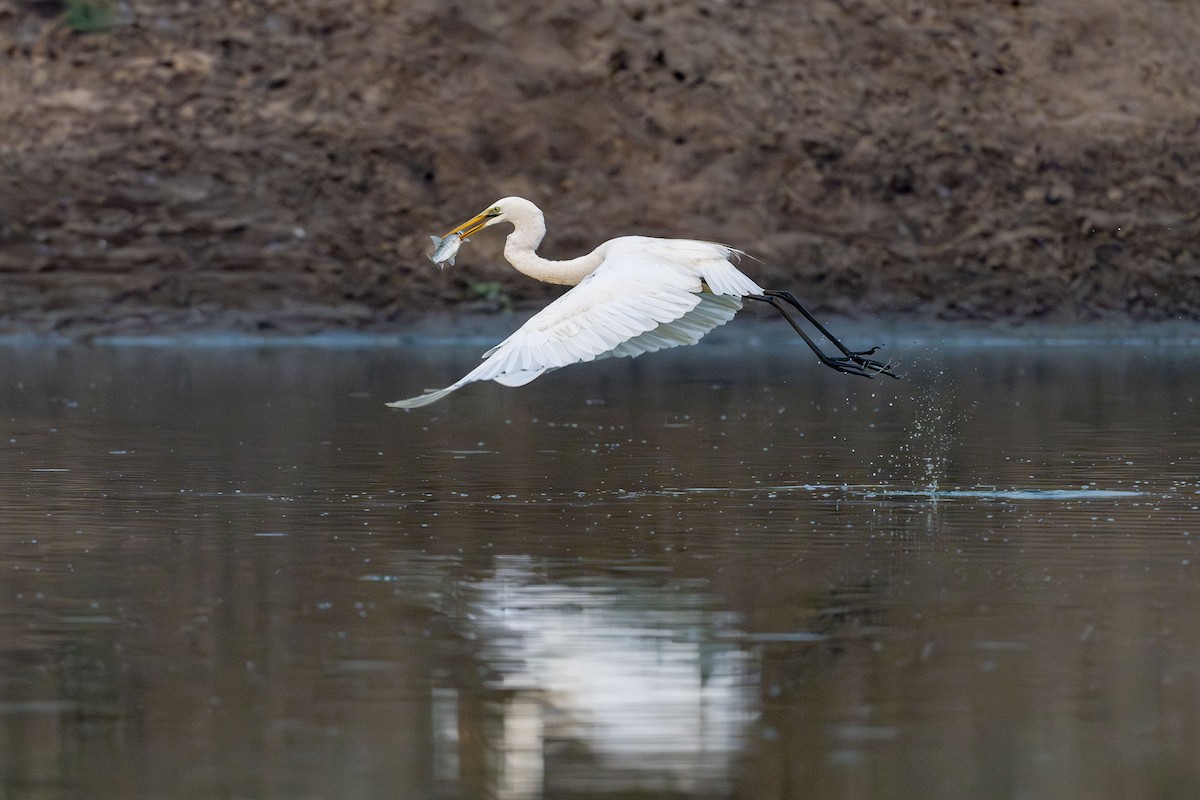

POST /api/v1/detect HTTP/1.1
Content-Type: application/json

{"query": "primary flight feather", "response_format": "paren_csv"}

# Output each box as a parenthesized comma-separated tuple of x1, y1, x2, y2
(389, 197, 894, 409)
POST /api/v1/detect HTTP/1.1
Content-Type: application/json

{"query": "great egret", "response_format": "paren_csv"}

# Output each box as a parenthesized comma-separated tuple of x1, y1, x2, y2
(388, 197, 896, 408)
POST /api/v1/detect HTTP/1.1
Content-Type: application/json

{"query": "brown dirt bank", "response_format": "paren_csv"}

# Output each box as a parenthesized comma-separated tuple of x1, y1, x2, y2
(2, 0, 1199, 336)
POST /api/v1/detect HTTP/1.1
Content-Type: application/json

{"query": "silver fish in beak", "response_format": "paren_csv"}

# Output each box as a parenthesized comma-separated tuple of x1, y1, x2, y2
(428, 232, 469, 268)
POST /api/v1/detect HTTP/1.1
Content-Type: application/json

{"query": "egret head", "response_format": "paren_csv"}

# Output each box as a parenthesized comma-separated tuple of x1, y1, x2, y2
(444, 196, 542, 239)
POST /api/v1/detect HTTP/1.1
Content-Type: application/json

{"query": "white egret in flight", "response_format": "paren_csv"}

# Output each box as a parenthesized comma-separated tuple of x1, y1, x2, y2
(388, 197, 896, 408)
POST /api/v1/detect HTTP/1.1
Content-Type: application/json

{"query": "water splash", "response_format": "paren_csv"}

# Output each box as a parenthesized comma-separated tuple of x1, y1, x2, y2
(873, 365, 967, 498)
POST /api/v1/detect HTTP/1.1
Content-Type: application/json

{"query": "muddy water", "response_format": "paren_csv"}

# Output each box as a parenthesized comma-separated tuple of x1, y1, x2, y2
(1, 331, 1198, 799)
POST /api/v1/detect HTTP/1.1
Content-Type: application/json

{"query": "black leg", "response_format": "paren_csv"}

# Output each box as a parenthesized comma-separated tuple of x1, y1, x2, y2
(746, 293, 899, 379)
(764, 290, 884, 358)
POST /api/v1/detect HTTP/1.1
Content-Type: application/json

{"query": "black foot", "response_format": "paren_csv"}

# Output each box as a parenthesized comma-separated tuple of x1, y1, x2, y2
(825, 352, 899, 380)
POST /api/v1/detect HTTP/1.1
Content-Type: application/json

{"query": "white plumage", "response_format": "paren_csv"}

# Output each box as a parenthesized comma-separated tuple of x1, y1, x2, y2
(389, 196, 893, 408)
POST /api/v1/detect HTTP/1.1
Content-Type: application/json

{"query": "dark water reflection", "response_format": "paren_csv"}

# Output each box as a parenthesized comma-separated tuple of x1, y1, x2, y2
(1, 331, 1199, 799)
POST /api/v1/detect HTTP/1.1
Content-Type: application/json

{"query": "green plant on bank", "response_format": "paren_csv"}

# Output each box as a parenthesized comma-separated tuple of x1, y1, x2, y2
(468, 281, 514, 312)
(63, 0, 113, 33)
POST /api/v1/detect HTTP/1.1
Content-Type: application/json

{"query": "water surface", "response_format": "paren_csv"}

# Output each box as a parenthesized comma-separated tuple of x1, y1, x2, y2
(1, 329, 1198, 799)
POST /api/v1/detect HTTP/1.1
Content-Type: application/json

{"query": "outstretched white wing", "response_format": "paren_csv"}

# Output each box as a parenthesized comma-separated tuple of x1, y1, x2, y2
(387, 239, 762, 408)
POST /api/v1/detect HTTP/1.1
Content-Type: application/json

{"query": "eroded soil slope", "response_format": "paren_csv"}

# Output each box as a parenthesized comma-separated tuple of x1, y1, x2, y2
(2, 0, 1199, 333)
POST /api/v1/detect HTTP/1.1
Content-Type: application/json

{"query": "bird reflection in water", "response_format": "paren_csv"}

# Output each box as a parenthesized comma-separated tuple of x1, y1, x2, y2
(430, 558, 756, 798)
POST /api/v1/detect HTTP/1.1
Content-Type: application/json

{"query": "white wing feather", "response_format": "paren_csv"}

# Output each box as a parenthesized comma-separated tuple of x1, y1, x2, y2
(387, 238, 763, 408)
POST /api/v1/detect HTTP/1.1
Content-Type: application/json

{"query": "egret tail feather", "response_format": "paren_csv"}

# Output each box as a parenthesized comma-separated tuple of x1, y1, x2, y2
(386, 384, 464, 409)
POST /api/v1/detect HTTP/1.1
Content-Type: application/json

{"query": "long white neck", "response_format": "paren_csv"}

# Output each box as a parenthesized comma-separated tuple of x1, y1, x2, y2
(502, 212, 603, 286)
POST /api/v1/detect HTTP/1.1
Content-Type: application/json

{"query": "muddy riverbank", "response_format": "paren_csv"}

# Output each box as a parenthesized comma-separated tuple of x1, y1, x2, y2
(2, 0, 1199, 335)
